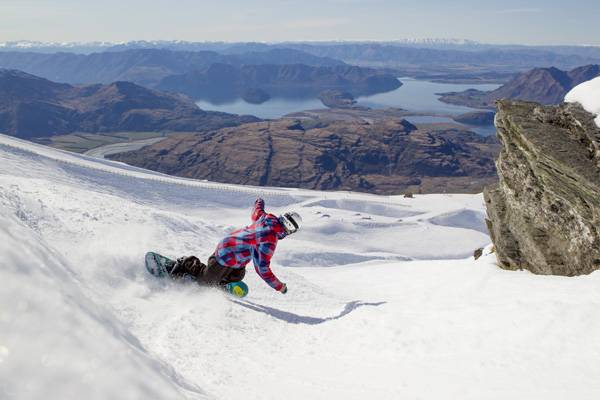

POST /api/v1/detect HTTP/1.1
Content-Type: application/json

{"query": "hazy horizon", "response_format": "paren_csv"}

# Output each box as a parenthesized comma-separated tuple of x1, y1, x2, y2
(1, 0, 599, 46)
(2, 38, 600, 48)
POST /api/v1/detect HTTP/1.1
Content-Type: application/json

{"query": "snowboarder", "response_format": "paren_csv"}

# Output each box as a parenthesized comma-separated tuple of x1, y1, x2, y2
(167, 198, 301, 294)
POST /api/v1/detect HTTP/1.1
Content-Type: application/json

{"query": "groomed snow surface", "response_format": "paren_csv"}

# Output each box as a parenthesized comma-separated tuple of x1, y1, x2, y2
(1, 133, 600, 400)
(565, 76, 600, 127)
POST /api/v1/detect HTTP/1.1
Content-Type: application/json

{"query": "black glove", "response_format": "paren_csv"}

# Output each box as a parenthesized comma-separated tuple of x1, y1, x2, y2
(279, 283, 288, 294)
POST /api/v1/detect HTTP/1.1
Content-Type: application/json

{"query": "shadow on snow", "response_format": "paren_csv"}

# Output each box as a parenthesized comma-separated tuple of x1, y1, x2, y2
(231, 299, 386, 325)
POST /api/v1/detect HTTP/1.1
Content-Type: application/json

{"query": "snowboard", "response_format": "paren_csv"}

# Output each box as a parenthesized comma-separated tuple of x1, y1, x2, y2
(144, 252, 249, 298)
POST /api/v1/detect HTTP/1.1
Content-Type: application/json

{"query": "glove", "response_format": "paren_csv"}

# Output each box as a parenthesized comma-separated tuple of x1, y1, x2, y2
(279, 283, 288, 294)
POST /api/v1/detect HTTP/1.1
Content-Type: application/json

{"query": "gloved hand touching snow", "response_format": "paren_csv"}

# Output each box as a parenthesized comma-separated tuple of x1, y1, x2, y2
(279, 283, 288, 294)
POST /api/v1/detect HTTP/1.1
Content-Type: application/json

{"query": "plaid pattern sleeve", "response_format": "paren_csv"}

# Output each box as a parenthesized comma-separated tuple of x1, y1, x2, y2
(252, 240, 283, 291)
(251, 198, 265, 222)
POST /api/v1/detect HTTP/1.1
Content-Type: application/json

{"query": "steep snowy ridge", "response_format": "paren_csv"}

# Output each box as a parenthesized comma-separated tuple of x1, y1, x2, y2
(1, 133, 600, 399)
(0, 211, 208, 399)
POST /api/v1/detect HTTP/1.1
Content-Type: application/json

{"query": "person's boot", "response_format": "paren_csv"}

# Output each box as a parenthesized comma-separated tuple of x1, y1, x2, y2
(169, 256, 204, 279)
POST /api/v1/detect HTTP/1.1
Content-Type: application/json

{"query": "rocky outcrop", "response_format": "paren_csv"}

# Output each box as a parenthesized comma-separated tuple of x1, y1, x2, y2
(484, 100, 600, 276)
(110, 117, 500, 195)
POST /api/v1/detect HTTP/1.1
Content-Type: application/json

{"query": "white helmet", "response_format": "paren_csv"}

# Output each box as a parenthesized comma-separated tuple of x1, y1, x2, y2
(279, 211, 302, 235)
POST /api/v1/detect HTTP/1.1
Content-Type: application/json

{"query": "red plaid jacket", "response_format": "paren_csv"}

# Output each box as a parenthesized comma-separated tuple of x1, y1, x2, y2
(214, 199, 286, 291)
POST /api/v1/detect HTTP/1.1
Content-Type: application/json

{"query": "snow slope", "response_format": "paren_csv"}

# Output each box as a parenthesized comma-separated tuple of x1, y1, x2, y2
(1, 133, 600, 399)
(565, 76, 600, 127)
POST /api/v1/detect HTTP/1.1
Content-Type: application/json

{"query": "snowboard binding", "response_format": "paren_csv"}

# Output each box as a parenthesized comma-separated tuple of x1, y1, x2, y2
(145, 252, 249, 298)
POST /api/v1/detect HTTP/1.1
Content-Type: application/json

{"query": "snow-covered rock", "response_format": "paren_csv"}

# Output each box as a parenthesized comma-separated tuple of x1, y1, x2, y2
(565, 76, 600, 127)
(1, 133, 600, 399)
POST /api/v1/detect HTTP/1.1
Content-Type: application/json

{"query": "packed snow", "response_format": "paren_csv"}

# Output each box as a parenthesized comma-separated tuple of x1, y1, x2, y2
(1, 133, 600, 399)
(565, 76, 600, 127)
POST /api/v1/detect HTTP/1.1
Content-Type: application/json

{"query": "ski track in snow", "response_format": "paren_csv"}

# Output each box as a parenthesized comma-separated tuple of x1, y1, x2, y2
(1, 133, 600, 400)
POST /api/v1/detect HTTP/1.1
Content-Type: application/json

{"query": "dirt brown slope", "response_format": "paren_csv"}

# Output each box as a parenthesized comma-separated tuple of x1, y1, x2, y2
(109, 118, 500, 195)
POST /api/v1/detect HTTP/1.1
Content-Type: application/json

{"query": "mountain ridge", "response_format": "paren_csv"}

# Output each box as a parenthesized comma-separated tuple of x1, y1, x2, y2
(0, 69, 258, 138)
(438, 64, 600, 108)
(0, 48, 345, 86)
(157, 63, 401, 101)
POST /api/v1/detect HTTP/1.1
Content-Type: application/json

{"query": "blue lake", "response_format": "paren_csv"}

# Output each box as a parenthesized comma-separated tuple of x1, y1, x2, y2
(195, 78, 501, 135)
(196, 96, 326, 119)
(357, 78, 500, 114)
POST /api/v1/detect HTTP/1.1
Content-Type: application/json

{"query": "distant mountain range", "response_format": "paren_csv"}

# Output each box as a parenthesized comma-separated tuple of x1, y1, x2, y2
(3, 39, 600, 54)
(0, 48, 401, 101)
(438, 64, 600, 108)
(0, 39, 482, 53)
(3, 41, 600, 82)
(0, 48, 344, 86)
(157, 63, 402, 102)
(284, 44, 600, 74)
(0, 69, 257, 138)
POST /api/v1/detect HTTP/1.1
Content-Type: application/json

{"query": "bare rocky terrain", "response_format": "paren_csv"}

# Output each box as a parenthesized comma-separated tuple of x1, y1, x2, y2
(109, 113, 500, 195)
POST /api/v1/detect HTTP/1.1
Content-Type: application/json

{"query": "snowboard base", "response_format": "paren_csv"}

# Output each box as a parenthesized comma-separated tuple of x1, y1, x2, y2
(144, 252, 249, 298)
(145, 251, 174, 278)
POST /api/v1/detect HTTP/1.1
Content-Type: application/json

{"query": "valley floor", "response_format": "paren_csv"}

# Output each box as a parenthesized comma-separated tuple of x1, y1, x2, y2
(1, 134, 599, 400)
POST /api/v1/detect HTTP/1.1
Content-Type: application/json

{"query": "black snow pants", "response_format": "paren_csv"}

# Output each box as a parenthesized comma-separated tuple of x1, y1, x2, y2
(169, 255, 246, 286)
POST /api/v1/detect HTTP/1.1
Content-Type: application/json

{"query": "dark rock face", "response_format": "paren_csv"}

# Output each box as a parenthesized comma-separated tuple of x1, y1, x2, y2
(110, 117, 500, 195)
(440, 65, 600, 109)
(0, 69, 258, 138)
(485, 100, 600, 276)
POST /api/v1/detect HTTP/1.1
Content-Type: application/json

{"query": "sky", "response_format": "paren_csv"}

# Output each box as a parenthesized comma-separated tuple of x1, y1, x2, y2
(1, 0, 599, 46)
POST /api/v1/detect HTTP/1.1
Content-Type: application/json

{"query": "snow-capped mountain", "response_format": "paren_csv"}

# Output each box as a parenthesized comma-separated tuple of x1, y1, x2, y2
(382, 38, 482, 48)
(0, 40, 116, 54)
(0, 39, 479, 50)
(0, 40, 114, 49)
(1, 133, 600, 399)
